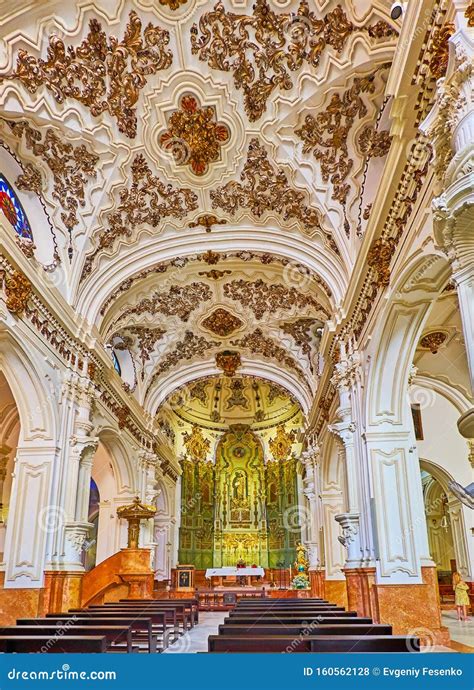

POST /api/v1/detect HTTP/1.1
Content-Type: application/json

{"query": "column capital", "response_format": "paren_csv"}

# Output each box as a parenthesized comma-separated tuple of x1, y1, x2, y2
(328, 419, 356, 445)
(335, 513, 360, 548)
(70, 435, 99, 462)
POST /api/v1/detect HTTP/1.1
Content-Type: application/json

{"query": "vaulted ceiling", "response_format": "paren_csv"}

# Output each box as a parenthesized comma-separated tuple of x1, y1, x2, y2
(0, 0, 400, 427)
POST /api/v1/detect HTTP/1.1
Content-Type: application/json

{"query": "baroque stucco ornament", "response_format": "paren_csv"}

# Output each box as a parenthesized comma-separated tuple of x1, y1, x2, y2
(211, 139, 330, 243)
(201, 308, 244, 337)
(1, 269, 32, 316)
(82, 154, 198, 279)
(160, 95, 230, 176)
(191, 1, 396, 122)
(1, 12, 172, 138)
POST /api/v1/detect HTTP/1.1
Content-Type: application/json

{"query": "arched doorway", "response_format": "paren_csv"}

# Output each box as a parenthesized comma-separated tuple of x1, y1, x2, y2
(0, 372, 19, 563)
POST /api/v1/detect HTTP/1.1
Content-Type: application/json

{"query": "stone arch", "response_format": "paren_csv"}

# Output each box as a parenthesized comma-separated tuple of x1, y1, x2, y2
(366, 253, 451, 429)
(0, 330, 57, 443)
(75, 228, 348, 323)
(154, 478, 174, 582)
(420, 458, 472, 580)
(320, 432, 347, 588)
(0, 330, 59, 587)
(145, 360, 312, 418)
(90, 430, 137, 565)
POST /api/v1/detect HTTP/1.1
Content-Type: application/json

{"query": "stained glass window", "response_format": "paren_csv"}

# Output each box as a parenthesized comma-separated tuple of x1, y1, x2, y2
(0, 174, 33, 241)
(112, 350, 122, 376)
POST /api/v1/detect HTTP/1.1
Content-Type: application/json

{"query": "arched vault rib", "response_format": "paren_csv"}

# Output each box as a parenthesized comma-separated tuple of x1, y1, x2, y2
(144, 358, 312, 418)
(76, 228, 348, 324)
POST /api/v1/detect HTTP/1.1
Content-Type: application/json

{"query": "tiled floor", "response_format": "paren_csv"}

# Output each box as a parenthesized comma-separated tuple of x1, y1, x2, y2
(163, 612, 227, 653)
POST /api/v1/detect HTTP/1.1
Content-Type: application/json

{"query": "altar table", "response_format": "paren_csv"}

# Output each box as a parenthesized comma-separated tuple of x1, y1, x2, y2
(205, 567, 265, 578)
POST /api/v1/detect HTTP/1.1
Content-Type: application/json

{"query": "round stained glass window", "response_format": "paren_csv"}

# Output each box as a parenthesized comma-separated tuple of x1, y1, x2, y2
(0, 174, 33, 241)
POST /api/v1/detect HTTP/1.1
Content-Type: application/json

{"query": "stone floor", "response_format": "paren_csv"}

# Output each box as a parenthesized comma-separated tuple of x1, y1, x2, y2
(441, 610, 474, 653)
(163, 612, 227, 653)
(163, 609, 474, 654)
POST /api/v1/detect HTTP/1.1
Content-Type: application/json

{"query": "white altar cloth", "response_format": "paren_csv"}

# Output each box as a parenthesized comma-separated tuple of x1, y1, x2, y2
(205, 567, 265, 578)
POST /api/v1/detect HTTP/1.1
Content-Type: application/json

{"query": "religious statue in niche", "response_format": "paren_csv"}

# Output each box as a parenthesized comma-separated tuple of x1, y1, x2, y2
(230, 469, 251, 524)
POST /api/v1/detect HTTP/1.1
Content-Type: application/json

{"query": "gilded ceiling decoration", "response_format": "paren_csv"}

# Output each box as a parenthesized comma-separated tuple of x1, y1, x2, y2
(357, 125, 392, 159)
(164, 376, 301, 433)
(6, 120, 98, 255)
(120, 325, 166, 372)
(269, 424, 296, 462)
(160, 95, 230, 176)
(113, 282, 212, 327)
(191, 0, 396, 122)
(1, 12, 172, 138)
(189, 214, 227, 233)
(267, 383, 289, 405)
(211, 138, 324, 236)
(429, 24, 455, 80)
(295, 71, 390, 232)
(419, 331, 448, 354)
(189, 380, 209, 406)
(280, 317, 320, 357)
(466, 4, 474, 27)
(98, 250, 331, 315)
(201, 307, 243, 337)
(82, 154, 198, 279)
(223, 279, 329, 320)
(226, 379, 249, 410)
(198, 269, 232, 280)
(159, 0, 188, 9)
(215, 350, 242, 377)
(231, 328, 305, 381)
(1, 268, 32, 316)
(183, 425, 210, 462)
(366, 237, 396, 288)
(150, 331, 218, 380)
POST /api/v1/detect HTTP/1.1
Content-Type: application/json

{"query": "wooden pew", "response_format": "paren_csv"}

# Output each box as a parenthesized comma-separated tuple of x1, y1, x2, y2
(208, 635, 420, 653)
(224, 613, 362, 624)
(0, 636, 106, 653)
(89, 604, 188, 632)
(1, 625, 136, 653)
(106, 602, 193, 629)
(121, 598, 199, 624)
(224, 616, 373, 626)
(218, 624, 392, 636)
(49, 612, 165, 651)
(237, 597, 331, 607)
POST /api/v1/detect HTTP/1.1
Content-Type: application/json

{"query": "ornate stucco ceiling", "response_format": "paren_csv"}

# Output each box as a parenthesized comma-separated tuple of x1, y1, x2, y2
(157, 374, 304, 464)
(0, 0, 401, 429)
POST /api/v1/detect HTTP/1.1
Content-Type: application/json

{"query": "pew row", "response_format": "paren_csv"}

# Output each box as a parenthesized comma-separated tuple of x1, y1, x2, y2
(208, 635, 420, 653)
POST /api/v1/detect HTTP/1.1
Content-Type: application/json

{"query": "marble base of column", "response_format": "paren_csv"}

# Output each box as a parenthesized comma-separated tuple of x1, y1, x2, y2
(41, 571, 84, 614)
(373, 566, 450, 647)
(343, 567, 379, 620)
(309, 568, 325, 599)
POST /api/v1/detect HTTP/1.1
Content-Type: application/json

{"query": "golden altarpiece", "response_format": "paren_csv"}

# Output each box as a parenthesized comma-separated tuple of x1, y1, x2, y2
(178, 425, 301, 569)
